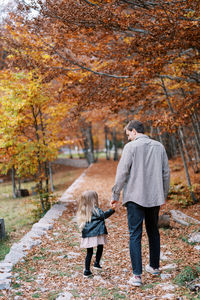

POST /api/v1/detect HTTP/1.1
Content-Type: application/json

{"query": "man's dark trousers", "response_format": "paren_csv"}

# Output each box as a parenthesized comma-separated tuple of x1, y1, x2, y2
(126, 201, 160, 275)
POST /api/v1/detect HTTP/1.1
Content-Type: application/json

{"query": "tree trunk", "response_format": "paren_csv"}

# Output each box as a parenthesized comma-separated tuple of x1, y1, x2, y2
(12, 166, 17, 198)
(49, 162, 54, 192)
(44, 162, 49, 193)
(18, 177, 21, 191)
(150, 125, 154, 138)
(156, 127, 164, 144)
(193, 112, 200, 137)
(180, 89, 200, 154)
(77, 146, 82, 159)
(32, 106, 46, 213)
(177, 135, 197, 202)
(171, 134, 178, 157)
(112, 128, 118, 161)
(104, 126, 110, 160)
(162, 132, 174, 159)
(94, 138, 99, 162)
(82, 131, 89, 162)
(68, 146, 73, 159)
(87, 122, 94, 163)
(179, 127, 196, 173)
(191, 115, 200, 154)
(81, 122, 95, 165)
(191, 140, 200, 173)
(39, 179, 45, 213)
(160, 77, 197, 203)
(39, 108, 50, 195)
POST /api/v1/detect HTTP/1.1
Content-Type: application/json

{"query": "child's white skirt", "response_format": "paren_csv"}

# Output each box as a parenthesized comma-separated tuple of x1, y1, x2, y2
(80, 234, 107, 248)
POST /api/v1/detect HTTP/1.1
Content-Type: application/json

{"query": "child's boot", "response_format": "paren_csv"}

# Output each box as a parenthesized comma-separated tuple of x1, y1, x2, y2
(94, 262, 102, 270)
(84, 270, 93, 277)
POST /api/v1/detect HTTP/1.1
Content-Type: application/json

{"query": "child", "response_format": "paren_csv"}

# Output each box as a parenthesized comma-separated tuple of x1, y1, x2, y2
(76, 190, 115, 277)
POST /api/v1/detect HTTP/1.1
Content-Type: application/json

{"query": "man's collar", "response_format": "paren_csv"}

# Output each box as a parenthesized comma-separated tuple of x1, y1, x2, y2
(134, 134, 149, 141)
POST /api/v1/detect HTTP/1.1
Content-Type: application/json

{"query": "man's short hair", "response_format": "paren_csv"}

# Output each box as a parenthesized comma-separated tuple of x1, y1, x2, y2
(126, 120, 144, 134)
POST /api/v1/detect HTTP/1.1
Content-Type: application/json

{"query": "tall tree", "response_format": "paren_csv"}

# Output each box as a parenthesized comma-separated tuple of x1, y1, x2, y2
(2, 0, 199, 200)
(0, 70, 75, 211)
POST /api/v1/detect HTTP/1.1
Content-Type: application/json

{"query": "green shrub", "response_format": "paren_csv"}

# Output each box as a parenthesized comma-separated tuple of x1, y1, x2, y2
(172, 164, 182, 172)
(168, 183, 199, 207)
(174, 266, 200, 286)
(0, 235, 11, 261)
(31, 192, 58, 221)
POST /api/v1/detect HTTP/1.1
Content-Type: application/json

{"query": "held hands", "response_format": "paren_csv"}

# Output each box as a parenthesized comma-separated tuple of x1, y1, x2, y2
(111, 203, 117, 210)
(110, 199, 118, 210)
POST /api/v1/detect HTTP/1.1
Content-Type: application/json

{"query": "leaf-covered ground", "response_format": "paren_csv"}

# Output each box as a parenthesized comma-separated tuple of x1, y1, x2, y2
(1, 159, 200, 299)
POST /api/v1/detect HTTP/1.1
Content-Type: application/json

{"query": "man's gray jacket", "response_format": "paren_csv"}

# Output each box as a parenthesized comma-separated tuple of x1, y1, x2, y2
(112, 135, 170, 207)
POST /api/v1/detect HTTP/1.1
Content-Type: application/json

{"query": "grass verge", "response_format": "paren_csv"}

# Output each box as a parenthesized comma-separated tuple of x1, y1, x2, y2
(0, 165, 85, 261)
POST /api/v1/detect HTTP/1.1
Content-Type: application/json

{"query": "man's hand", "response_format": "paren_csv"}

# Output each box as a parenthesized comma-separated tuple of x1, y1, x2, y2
(110, 199, 118, 209)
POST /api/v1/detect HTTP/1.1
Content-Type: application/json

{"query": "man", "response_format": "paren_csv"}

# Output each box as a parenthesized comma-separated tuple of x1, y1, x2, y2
(110, 120, 170, 286)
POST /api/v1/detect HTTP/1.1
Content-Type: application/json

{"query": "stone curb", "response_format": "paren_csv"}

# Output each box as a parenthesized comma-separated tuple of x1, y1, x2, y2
(0, 168, 89, 290)
(170, 209, 200, 226)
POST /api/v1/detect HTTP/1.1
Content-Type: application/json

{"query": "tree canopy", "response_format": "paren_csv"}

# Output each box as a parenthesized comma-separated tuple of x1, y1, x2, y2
(0, 0, 199, 205)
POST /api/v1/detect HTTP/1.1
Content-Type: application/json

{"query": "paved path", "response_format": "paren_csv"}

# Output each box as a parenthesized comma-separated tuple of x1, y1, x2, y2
(0, 161, 199, 299)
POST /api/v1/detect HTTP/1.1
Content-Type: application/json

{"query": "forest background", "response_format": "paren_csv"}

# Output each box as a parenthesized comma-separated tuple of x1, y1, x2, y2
(0, 0, 199, 263)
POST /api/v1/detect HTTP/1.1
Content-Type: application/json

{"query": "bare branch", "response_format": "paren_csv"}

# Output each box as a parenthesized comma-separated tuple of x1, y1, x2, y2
(128, 27, 149, 34)
(179, 17, 200, 22)
(81, 0, 97, 6)
(159, 74, 199, 83)
(42, 39, 129, 79)
(45, 66, 81, 72)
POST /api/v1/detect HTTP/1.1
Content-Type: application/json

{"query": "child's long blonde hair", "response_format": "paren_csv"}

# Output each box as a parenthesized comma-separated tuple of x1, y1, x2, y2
(76, 190, 99, 230)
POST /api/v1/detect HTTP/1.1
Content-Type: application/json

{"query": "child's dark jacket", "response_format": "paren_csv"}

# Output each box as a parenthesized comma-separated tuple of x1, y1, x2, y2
(82, 207, 115, 238)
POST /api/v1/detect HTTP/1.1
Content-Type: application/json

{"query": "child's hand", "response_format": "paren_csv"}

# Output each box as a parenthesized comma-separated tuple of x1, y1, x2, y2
(111, 203, 116, 210)
(110, 200, 118, 210)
